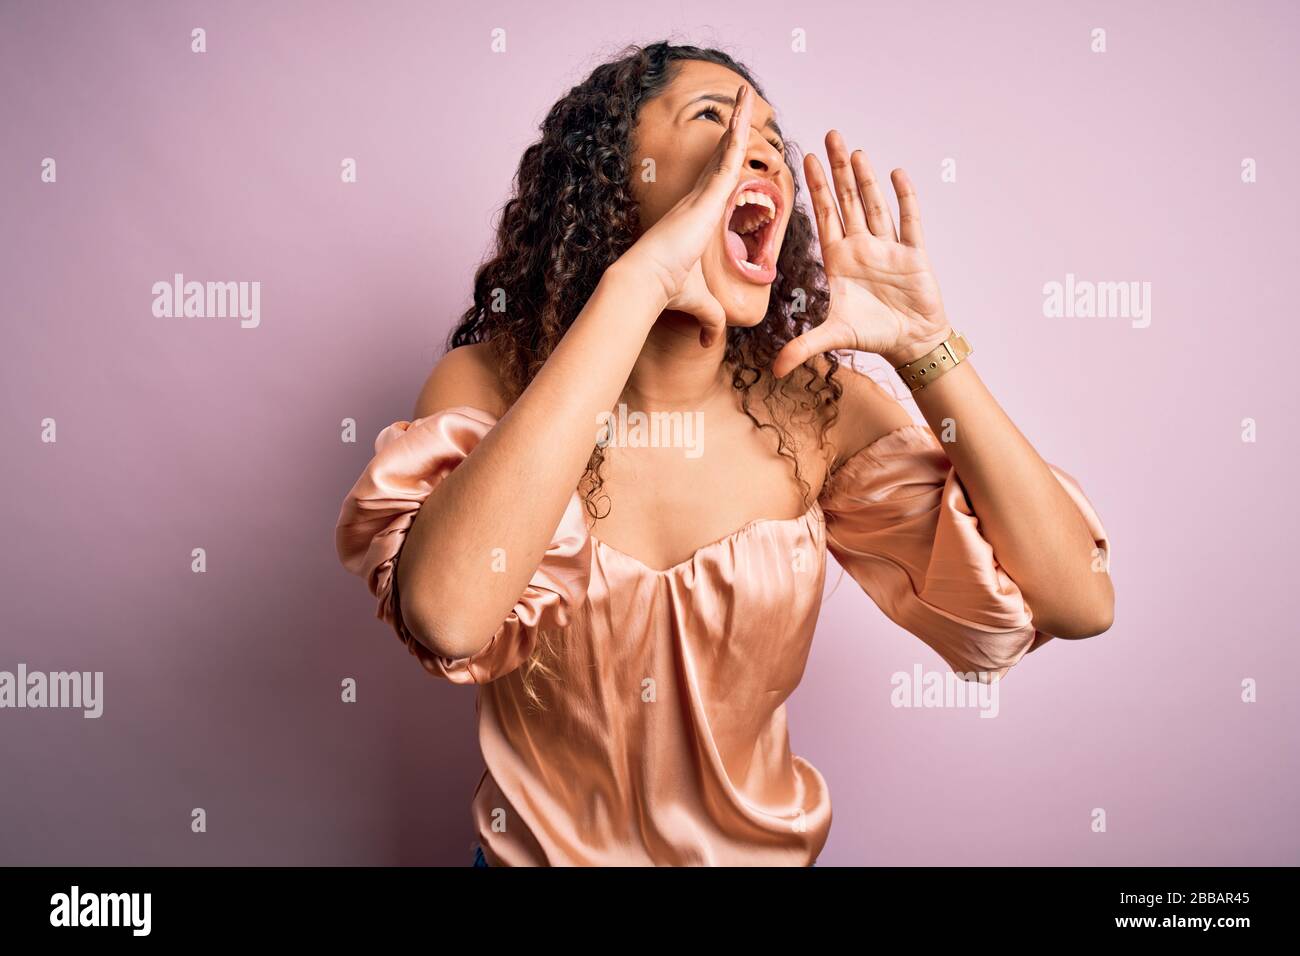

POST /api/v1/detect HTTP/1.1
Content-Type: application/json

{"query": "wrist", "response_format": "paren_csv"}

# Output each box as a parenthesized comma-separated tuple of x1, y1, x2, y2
(604, 254, 672, 315)
(882, 323, 955, 367)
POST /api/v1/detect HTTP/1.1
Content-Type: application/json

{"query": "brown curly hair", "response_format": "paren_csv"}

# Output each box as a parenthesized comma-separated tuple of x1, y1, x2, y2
(445, 41, 843, 708)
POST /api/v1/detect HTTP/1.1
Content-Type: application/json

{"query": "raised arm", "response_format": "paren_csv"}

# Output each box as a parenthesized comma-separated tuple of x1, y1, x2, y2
(777, 130, 1114, 641)
(393, 84, 761, 660)
(392, 266, 661, 659)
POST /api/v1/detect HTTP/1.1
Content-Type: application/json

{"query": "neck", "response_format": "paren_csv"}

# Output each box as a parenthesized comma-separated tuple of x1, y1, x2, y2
(621, 310, 730, 411)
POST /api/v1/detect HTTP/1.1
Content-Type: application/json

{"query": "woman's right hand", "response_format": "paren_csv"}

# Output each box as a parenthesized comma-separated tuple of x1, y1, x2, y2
(615, 84, 755, 347)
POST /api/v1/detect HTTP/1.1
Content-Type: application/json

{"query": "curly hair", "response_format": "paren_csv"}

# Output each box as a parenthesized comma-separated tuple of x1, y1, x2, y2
(445, 41, 842, 709)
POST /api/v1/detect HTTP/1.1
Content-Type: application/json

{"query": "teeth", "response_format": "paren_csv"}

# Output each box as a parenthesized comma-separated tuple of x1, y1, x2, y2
(731, 190, 777, 236)
(739, 259, 763, 271)
(734, 190, 776, 215)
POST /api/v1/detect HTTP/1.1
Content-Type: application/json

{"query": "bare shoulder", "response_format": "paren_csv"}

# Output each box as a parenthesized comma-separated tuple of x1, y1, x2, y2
(808, 353, 917, 469)
(412, 342, 513, 420)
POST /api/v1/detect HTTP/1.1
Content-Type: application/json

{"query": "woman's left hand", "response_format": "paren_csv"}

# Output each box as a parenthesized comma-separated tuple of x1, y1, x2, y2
(772, 131, 954, 378)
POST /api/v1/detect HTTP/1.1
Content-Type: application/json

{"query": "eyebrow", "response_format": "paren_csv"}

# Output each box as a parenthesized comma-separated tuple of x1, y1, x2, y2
(684, 92, 786, 144)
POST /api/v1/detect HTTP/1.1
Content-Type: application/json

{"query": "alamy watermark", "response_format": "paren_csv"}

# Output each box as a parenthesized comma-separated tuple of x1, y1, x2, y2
(891, 664, 1001, 718)
(596, 403, 704, 459)
(1043, 273, 1151, 328)
(50, 885, 150, 935)
(152, 273, 260, 328)
(0, 664, 103, 718)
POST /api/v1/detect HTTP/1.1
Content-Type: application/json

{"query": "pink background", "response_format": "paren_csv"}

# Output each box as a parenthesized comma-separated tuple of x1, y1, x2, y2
(2, 0, 1296, 865)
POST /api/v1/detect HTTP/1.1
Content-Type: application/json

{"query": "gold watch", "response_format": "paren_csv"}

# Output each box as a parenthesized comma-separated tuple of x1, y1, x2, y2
(893, 329, 973, 392)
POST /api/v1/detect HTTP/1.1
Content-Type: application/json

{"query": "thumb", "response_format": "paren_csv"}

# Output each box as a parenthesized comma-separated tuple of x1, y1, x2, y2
(684, 291, 726, 348)
(694, 84, 754, 207)
(772, 319, 850, 378)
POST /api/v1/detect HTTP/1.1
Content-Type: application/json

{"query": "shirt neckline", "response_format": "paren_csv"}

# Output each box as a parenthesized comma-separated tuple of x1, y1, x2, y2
(588, 500, 825, 575)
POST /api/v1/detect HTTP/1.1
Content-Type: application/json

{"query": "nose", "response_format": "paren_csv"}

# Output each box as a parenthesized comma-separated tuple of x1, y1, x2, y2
(743, 129, 785, 173)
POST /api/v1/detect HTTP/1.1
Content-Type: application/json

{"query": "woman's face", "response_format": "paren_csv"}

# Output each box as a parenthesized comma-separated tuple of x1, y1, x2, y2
(630, 60, 795, 327)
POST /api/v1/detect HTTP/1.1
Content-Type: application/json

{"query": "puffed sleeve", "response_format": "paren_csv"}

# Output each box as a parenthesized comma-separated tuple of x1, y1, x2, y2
(334, 405, 591, 685)
(820, 423, 1110, 680)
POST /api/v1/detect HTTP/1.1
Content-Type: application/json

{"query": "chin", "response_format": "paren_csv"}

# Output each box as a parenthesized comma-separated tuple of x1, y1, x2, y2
(704, 256, 773, 327)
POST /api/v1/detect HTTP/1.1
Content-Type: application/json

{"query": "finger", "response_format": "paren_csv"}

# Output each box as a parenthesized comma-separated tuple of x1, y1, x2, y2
(696, 296, 727, 348)
(802, 153, 844, 246)
(825, 130, 868, 235)
(850, 149, 898, 242)
(698, 84, 754, 206)
(891, 168, 926, 249)
(771, 319, 850, 379)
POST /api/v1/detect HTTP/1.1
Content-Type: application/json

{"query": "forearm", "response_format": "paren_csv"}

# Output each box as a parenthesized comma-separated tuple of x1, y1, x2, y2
(397, 261, 666, 657)
(905, 356, 1113, 638)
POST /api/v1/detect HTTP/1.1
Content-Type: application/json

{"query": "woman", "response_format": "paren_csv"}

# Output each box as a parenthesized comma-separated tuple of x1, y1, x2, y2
(335, 42, 1113, 867)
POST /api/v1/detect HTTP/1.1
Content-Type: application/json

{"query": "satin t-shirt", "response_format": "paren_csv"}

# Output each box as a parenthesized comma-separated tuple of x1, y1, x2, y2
(335, 405, 1109, 866)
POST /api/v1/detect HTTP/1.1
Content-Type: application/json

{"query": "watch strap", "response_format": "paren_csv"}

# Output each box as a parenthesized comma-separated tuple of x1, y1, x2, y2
(893, 330, 972, 392)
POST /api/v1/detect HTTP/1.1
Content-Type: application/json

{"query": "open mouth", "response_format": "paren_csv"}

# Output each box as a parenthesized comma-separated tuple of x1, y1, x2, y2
(722, 179, 782, 285)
